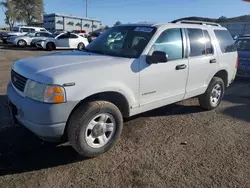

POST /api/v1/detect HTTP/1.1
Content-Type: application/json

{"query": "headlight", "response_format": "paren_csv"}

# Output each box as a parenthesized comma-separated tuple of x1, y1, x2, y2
(26, 80, 66, 103)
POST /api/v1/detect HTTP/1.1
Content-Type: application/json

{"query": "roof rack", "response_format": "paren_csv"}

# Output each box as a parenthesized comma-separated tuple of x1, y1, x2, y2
(173, 20, 221, 27)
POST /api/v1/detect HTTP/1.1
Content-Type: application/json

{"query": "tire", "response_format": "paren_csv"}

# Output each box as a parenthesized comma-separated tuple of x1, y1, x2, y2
(67, 101, 123, 157)
(46, 42, 55, 51)
(2, 39, 7, 44)
(17, 40, 27, 47)
(199, 77, 225, 110)
(77, 42, 85, 50)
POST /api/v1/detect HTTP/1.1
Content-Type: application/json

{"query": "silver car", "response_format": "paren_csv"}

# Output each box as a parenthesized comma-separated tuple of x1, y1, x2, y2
(8, 32, 53, 47)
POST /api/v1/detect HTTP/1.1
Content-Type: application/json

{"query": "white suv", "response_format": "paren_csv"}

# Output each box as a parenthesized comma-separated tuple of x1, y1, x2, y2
(7, 21, 238, 157)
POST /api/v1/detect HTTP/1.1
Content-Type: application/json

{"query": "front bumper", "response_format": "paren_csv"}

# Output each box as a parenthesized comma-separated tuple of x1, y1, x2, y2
(35, 42, 45, 49)
(7, 82, 78, 141)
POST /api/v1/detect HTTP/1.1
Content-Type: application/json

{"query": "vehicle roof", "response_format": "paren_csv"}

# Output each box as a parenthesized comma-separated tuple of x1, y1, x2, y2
(18, 26, 46, 29)
(117, 22, 227, 30)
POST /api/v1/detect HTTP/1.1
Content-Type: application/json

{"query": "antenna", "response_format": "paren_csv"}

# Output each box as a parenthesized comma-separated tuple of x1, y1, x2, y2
(84, 0, 88, 17)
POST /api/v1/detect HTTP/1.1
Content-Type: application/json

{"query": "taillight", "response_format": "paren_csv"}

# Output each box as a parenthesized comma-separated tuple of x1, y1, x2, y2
(235, 56, 238, 68)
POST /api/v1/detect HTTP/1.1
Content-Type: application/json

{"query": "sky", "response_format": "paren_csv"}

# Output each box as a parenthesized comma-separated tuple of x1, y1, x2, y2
(1, 0, 250, 27)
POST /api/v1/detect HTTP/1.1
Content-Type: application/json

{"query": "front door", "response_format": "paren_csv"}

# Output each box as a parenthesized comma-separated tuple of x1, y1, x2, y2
(56, 33, 70, 48)
(184, 28, 219, 99)
(139, 28, 189, 113)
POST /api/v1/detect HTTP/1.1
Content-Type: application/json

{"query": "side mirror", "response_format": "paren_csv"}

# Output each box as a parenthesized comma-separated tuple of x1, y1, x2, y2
(146, 51, 168, 64)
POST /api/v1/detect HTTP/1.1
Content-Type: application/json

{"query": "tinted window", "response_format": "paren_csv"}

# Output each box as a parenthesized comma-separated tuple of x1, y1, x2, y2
(86, 26, 156, 58)
(203, 30, 213, 54)
(187, 28, 205, 57)
(149, 28, 183, 60)
(30, 28, 35, 33)
(70, 34, 78, 39)
(214, 30, 236, 53)
(44, 33, 52, 37)
(57, 34, 69, 39)
(20, 28, 29, 32)
(235, 38, 250, 51)
(40, 29, 46, 32)
(35, 32, 42, 37)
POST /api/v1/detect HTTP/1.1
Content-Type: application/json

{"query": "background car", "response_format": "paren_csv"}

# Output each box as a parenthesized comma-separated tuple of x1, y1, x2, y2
(1, 26, 47, 44)
(87, 31, 102, 43)
(235, 36, 250, 77)
(8, 32, 53, 47)
(35, 32, 89, 51)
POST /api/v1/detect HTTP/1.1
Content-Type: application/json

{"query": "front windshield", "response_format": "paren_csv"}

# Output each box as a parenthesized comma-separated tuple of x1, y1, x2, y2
(52, 33, 61, 38)
(12, 27, 19, 32)
(85, 26, 156, 58)
(236, 38, 250, 51)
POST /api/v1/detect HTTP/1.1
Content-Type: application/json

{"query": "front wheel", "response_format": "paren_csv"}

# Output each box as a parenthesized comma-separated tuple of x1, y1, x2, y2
(67, 101, 123, 157)
(199, 77, 225, 110)
(46, 42, 55, 51)
(17, 40, 27, 47)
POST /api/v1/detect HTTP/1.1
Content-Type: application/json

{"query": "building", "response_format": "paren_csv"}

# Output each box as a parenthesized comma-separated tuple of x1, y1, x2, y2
(43, 13, 102, 33)
(220, 22, 250, 37)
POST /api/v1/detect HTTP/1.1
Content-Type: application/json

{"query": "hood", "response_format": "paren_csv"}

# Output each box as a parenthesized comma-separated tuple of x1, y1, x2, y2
(13, 50, 116, 84)
(32, 37, 50, 42)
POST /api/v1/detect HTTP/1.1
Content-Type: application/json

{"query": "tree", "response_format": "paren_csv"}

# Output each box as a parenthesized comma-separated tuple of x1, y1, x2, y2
(0, 0, 21, 29)
(114, 21, 121, 26)
(14, 0, 44, 25)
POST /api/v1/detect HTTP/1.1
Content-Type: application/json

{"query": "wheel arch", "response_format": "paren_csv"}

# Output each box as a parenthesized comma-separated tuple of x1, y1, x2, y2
(213, 69, 228, 87)
(63, 91, 130, 140)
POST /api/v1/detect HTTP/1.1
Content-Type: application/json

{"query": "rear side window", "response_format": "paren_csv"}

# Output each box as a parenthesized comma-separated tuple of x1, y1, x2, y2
(149, 28, 183, 60)
(20, 28, 29, 32)
(70, 34, 78, 39)
(214, 30, 236, 53)
(203, 30, 213, 55)
(30, 28, 35, 33)
(187, 28, 205, 57)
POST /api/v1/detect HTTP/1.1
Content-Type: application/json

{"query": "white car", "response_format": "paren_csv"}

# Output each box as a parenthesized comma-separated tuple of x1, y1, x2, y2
(8, 32, 53, 47)
(35, 32, 89, 51)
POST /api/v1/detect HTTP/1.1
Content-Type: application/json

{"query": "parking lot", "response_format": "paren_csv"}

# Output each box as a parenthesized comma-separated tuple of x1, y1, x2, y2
(0, 44, 250, 188)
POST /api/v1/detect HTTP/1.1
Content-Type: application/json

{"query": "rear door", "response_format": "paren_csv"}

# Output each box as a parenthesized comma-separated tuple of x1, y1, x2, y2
(184, 28, 218, 99)
(69, 34, 80, 48)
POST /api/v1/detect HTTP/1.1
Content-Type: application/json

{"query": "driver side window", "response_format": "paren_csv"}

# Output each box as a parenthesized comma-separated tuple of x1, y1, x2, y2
(57, 34, 69, 40)
(149, 28, 183, 61)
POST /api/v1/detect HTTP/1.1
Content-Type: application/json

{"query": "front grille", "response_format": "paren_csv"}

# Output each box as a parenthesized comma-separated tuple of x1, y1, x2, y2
(11, 70, 28, 92)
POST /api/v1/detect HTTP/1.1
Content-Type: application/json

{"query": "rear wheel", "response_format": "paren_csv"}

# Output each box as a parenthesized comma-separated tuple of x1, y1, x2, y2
(199, 77, 225, 110)
(77, 42, 85, 50)
(67, 101, 123, 157)
(17, 40, 27, 47)
(46, 42, 55, 51)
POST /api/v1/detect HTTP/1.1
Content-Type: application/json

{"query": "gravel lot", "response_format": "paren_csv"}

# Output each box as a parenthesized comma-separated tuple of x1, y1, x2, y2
(0, 44, 250, 188)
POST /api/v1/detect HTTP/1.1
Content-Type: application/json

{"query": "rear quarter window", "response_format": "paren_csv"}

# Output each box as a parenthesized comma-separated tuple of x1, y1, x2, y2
(214, 30, 236, 53)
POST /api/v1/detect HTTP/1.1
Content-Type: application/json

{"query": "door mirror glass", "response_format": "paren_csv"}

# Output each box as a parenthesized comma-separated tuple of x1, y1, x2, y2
(146, 51, 168, 64)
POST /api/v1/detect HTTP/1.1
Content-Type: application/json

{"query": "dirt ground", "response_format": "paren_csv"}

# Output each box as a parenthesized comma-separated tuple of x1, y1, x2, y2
(0, 44, 250, 188)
